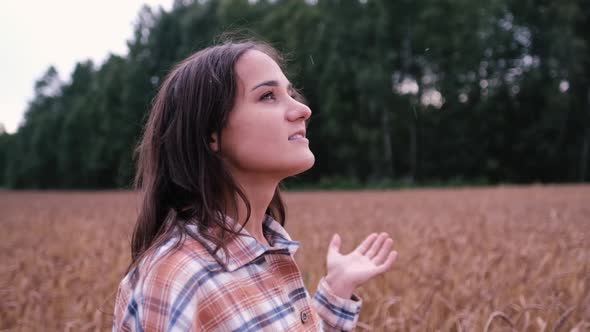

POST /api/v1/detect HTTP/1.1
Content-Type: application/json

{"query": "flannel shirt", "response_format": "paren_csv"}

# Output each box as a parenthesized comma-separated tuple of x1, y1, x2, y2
(113, 214, 362, 331)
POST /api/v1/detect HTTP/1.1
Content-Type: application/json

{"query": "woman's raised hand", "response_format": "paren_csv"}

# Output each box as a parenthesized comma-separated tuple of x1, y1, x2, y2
(324, 232, 398, 299)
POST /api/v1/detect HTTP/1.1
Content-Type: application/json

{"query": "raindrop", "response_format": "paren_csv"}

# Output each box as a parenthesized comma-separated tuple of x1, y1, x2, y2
(559, 80, 569, 93)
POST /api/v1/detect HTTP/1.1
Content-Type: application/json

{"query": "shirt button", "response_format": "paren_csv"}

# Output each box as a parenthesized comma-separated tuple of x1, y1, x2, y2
(300, 311, 309, 324)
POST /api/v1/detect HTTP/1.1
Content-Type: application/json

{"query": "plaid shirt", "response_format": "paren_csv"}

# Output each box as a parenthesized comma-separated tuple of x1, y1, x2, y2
(114, 214, 362, 331)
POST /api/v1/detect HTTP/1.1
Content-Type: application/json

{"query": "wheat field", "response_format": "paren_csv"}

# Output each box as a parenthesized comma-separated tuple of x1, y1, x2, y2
(1, 185, 589, 331)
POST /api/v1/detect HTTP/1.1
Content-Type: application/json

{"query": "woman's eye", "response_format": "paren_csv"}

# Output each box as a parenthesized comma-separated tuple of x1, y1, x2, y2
(260, 92, 275, 101)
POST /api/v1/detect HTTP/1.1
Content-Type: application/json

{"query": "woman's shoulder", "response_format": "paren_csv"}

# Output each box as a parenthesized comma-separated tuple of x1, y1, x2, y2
(121, 232, 216, 291)
(159, 231, 219, 269)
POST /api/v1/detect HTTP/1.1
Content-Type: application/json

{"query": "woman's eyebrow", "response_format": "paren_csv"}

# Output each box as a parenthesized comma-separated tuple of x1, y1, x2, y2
(250, 80, 293, 92)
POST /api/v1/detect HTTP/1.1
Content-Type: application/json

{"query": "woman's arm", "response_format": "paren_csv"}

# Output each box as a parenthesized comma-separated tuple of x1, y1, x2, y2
(310, 276, 363, 331)
(310, 232, 397, 331)
(113, 255, 202, 331)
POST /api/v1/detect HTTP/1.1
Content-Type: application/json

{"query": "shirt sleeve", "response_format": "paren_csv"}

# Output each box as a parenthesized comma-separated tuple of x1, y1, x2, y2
(113, 257, 201, 332)
(310, 276, 362, 332)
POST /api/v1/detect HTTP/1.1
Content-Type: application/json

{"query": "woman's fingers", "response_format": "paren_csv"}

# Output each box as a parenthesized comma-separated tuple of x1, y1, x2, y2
(372, 238, 394, 265)
(365, 232, 388, 258)
(377, 250, 398, 273)
(356, 233, 378, 255)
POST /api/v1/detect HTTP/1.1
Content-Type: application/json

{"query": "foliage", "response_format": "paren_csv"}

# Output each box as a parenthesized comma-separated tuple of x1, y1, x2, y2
(1, 0, 589, 188)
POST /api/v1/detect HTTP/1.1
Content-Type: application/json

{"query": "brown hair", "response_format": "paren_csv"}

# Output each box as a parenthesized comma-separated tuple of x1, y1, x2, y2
(128, 40, 287, 272)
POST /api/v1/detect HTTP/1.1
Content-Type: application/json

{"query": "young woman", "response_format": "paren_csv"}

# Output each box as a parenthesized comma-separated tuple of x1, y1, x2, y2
(113, 39, 397, 331)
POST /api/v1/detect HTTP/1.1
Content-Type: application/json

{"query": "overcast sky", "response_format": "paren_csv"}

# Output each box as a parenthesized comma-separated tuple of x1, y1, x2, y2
(0, 0, 174, 134)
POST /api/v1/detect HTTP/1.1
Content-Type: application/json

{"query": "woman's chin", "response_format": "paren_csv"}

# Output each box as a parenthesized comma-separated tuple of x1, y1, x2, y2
(287, 154, 315, 177)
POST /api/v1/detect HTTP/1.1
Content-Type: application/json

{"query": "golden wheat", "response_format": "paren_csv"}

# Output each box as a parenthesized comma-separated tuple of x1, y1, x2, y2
(1, 185, 589, 331)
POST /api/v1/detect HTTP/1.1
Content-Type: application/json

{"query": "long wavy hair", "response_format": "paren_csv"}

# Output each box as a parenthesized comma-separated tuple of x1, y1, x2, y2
(128, 40, 288, 273)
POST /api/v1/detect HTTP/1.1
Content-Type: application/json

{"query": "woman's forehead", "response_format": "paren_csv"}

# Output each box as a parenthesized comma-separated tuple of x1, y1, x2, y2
(235, 50, 289, 89)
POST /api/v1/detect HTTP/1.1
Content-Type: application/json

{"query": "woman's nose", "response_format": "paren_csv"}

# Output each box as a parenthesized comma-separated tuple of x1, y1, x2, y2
(288, 99, 312, 122)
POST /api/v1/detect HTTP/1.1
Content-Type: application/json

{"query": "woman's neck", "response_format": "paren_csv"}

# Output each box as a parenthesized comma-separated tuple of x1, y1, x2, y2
(225, 173, 279, 246)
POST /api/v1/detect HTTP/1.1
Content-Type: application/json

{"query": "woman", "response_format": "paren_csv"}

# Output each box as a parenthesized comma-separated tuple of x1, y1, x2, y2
(113, 39, 397, 331)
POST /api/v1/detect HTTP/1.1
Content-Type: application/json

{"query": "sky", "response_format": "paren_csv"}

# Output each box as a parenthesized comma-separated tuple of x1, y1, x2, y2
(0, 0, 174, 134)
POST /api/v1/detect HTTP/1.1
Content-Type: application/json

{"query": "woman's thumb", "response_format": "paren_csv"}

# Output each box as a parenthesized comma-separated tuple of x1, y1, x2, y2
(329, 233, 341, 253)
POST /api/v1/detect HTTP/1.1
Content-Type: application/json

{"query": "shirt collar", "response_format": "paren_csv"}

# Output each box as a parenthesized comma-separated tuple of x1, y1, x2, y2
(186, 214, 300, 272)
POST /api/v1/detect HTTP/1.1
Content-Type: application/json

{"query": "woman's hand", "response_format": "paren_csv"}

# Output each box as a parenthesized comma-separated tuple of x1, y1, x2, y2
(324, 232, 397, 299)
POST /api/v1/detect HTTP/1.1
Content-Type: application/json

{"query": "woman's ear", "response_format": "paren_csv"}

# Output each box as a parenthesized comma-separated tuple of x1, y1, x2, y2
(209, 132, 219, 152)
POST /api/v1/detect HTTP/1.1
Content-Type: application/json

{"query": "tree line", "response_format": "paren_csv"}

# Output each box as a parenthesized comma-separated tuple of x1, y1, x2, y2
(1, 0, 588, 189)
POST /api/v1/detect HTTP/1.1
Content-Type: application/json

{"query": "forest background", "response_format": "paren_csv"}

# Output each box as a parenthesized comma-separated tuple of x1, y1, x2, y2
(1, 0, 588, 190)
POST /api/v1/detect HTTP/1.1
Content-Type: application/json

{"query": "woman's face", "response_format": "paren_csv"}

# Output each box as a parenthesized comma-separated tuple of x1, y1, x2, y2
(212, 50, 315, 181)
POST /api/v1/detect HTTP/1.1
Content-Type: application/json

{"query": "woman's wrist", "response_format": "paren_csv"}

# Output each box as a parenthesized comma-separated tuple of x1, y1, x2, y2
(324, 274, 356, 299)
